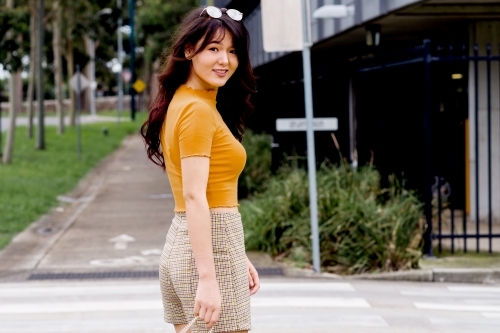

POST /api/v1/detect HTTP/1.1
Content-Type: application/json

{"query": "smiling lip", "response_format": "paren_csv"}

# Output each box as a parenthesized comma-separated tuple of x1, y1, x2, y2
(213, 69, 228, 77)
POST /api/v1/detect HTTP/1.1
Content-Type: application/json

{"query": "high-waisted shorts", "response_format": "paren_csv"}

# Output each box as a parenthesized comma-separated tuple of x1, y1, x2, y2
(159, 212, 251, 332)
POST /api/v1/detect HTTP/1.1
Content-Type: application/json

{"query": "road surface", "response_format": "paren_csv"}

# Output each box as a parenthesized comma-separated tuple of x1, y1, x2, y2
(0, 278, 499, 333)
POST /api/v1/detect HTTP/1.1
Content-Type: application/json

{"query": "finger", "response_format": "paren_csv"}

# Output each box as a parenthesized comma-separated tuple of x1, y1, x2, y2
(250, 268, 260, 295)
(193, 300, 201, 317)
(198, 305, 207, 322)
(248, 268, 254, 288)
(208, 307, 220, 329)
(203, 308, 213, 326)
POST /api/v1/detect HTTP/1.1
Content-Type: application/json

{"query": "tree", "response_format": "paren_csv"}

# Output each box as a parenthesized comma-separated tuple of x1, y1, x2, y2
(136, 0, 199, 96)
(0, 0, 29, 164)
(26, 0, 36, 138)
(51, 0, 64, 134)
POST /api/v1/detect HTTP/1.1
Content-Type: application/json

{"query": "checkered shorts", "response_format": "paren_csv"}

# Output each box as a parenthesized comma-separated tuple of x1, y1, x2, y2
(159, 212, 251, 332)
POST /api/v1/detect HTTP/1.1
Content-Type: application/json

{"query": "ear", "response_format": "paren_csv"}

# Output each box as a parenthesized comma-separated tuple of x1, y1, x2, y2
(184, 45, 194, 60)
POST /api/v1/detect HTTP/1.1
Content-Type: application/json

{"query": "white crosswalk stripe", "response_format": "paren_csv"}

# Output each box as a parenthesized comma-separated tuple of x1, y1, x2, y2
(407, 284, 500, 330)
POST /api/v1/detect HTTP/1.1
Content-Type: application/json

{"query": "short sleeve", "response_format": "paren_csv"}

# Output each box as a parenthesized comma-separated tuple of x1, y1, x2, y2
(177, 102, 216, 158)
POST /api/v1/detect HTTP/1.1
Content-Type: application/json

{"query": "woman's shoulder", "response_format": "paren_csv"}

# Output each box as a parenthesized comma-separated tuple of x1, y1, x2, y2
(169, 97, 216, 128)
(170, 90, 214, 113)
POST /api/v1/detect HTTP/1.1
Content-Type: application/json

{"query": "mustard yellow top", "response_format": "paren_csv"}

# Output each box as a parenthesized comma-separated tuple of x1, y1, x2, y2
(160, 85, 247, 212)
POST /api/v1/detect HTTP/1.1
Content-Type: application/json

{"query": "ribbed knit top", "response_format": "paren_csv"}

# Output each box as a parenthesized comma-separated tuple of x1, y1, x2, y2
(160, 85, 246, 212)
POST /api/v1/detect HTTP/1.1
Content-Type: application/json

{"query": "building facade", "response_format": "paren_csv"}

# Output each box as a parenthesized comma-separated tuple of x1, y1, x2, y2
(217, 0, 500, 250)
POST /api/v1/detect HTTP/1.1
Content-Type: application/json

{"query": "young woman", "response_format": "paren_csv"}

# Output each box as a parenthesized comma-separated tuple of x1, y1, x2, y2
(141, 6, 260, 333)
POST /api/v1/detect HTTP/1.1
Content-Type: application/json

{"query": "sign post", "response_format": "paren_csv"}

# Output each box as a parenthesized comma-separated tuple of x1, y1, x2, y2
(70, 68, 89, 160)
(300, 0, 321, 274)
(133, 79, 146, 113)
(262, 0, 321, 273)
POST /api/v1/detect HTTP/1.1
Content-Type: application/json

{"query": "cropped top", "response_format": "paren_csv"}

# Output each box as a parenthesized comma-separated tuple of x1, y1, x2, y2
(160, 85, 247, 212)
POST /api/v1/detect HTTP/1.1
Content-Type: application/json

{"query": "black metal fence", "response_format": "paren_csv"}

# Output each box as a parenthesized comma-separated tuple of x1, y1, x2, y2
(356, 40, 500, 255)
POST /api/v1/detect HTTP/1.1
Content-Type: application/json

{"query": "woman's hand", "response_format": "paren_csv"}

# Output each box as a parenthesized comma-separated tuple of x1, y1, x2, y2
(247, 256, 260, 295)
(194, 277, 221, 329)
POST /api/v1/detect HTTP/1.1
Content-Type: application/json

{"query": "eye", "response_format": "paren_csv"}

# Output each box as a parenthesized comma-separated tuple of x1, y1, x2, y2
(208, 47, 218, 52)
(229, 49, 237, 54)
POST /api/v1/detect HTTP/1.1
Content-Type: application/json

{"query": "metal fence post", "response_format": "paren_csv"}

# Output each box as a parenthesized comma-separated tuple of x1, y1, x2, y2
(422, 39, 434, 257)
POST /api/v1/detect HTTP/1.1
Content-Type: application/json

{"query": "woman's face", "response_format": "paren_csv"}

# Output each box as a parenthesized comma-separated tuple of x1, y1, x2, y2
(185, 30, 238, 91)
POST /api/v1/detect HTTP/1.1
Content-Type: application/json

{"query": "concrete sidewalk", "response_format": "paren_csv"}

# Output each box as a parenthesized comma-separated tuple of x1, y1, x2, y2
(0, 134, 173, 281)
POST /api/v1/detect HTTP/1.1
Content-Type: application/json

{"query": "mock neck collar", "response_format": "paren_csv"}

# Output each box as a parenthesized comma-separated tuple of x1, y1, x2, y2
(179, 84, 217, 101)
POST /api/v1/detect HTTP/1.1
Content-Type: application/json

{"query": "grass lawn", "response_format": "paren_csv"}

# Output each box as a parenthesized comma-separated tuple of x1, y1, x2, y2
(0, 116, 146, 250)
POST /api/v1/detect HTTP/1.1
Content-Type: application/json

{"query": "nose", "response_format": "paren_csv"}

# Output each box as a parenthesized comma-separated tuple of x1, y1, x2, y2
(218, 52, 229, 66)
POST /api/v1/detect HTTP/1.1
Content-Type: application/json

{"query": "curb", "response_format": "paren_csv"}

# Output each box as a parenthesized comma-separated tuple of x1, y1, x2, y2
(280, 266, 500, 284)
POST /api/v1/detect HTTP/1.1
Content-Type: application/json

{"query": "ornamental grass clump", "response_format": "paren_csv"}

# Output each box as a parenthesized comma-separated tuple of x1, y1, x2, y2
(238, 130, 272, 198)
(240, 163, 425, 274)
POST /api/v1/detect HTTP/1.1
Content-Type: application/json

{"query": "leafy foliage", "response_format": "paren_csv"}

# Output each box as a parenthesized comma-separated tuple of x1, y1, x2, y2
(238, 129, 272, 198)
(136, 0, 199, 62)
(240, 163, 425, 274)
(0, 6, 30, 72)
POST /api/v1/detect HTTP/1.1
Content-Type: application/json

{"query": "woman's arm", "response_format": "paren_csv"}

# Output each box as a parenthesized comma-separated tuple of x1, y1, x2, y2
(181, 156, 221, 330)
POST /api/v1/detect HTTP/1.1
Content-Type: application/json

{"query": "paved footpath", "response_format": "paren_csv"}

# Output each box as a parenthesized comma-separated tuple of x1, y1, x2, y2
(1, 134, 499, 332)
(0, 134, 173, 279)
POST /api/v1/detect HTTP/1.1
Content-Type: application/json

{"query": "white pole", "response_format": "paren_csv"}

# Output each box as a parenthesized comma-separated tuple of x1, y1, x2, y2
(117, 0, 123, 124)
(301, 0, 321, 274)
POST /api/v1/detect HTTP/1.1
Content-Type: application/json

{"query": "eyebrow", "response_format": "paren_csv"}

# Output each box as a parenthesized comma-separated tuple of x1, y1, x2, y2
(208, 41, 235, 48)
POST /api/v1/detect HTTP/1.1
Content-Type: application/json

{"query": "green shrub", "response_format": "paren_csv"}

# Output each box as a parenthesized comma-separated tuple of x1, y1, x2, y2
(240, 163, 424, 274)
(238, 130, 272, 198)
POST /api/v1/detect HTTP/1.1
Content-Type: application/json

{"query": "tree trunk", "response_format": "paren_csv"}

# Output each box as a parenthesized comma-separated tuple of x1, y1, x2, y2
(84, 34, 92, 114)
(3, 0, 17, 164)
(66, 32, 76, 126)
(27, 0, 36, 138)
(52, 0, 64, 134)
(2, 74, 21, 165)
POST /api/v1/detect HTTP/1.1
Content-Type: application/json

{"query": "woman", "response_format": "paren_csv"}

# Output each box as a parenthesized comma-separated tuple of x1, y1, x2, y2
(141, 6, 260, 333)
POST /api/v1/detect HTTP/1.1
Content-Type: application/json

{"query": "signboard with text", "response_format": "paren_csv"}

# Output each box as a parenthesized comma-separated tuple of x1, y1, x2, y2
(276, 117, 338, 132)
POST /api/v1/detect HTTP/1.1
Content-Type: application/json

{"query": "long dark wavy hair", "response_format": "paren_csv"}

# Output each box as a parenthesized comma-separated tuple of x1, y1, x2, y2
(141, 7, 256, 168)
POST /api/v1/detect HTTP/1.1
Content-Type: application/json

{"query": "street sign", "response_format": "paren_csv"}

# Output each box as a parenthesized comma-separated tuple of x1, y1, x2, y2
(122, 69, 132, 83)
(69, 73, 89, 93)
(261, 0, 303, 52)
(132, 79, 146, 94)
(276, 117, 338, 132)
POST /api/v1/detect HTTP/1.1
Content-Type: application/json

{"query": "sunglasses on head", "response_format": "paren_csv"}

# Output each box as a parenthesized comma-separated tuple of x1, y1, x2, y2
(200, 6, 243, 22)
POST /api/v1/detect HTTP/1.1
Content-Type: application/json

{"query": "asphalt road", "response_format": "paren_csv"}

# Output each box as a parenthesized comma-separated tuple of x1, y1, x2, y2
(1, 278, 499, 333)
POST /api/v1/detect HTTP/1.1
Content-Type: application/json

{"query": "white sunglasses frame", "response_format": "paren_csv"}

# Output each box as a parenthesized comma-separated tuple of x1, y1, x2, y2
(200, 6, 243, 22)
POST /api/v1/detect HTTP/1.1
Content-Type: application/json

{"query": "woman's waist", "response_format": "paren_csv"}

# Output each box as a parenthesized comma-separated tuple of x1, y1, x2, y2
(172, 191, 239, 212)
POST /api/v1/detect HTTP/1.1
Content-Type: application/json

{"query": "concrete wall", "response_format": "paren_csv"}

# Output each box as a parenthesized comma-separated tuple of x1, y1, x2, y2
(468, 21, 500, 222)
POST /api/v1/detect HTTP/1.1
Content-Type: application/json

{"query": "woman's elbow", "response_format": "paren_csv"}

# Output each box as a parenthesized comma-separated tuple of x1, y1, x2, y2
(183, 190, 205, 204)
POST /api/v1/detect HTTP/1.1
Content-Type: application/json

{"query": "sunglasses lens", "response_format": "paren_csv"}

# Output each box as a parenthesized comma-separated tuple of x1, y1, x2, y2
(227, 9, 243, 21)
(206, 6, 222, 18)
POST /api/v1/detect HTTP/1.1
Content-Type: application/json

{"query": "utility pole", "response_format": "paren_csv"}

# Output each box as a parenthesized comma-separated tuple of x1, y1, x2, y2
(117, 0, 124, 123)
(129, 0, 136, 121)
(36, 0, 45, 150)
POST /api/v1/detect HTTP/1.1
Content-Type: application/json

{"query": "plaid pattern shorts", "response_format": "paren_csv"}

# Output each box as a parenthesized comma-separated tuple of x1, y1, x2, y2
(159, 212, 251, 332)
